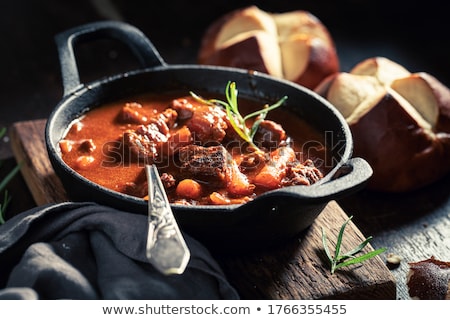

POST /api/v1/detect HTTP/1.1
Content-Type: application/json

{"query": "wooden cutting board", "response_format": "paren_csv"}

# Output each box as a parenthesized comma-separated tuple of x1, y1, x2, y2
(9, 119, 396, 299)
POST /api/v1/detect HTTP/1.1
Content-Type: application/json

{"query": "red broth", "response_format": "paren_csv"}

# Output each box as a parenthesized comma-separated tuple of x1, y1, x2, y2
(60, 92, 329, 205)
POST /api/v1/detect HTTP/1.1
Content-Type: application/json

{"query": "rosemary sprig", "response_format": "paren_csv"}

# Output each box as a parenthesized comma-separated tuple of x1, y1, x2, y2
(0, 127, 21, 224)
(190, 81, 287, 152)
(0, 190, 11, 225)
(321, 215, 386, 274)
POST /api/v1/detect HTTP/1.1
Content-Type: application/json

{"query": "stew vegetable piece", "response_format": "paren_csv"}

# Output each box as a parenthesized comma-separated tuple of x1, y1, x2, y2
(60, 84, 328, 205)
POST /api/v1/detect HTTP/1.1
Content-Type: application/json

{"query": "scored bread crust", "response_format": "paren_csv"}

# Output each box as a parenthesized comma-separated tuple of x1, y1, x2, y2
(202, 30, 283, 78)
(198, 6, 276, 66)
(315, 57, 450, 192)
(198, 6, 339, 89)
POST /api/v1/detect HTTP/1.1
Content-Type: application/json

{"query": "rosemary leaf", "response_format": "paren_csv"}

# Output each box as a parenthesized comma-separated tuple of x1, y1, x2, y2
(342, 236, 373, 257)
(0, 209, 4, 225)
(249, 114, 266, 139)
(227, 81, 238, 113)
(225, 105, 250, 143)
(243, 97, 287, 122)
(334, 215, 353, 261)
(334, 248, 387, 271)
(190, 81, 287, 153)
(0, 162, 21, 192)
(0, 190, 11, 224)
(322, 216, 387, 274)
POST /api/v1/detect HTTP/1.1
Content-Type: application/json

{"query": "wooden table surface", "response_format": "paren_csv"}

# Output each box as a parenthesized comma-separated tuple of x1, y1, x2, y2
(8, 119, 397, 299)
(1, 0, 449, 300)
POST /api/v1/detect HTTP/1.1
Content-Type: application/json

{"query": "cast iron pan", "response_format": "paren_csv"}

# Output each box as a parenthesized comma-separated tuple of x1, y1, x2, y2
(46, 21, 372, 251)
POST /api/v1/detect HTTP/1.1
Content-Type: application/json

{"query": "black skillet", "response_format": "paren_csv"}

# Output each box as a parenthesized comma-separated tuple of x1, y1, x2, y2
(45, 21, 372, 251)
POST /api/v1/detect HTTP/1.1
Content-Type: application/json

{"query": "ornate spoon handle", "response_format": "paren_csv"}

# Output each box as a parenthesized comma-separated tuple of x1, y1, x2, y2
(145, 164, 190, 275)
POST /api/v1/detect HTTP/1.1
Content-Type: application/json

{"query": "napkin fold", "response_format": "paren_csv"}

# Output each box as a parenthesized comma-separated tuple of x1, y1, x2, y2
(0, 202, 239, 300)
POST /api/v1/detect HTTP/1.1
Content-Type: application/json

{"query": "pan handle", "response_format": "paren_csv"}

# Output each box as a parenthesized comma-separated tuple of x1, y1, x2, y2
(250, 157, 373, 205)
(305, 157, 373, 201)
(55, 20, 166, 97)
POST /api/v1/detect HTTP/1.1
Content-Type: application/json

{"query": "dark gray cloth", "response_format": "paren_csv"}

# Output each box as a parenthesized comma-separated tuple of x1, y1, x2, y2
(0, 202, 239, 300)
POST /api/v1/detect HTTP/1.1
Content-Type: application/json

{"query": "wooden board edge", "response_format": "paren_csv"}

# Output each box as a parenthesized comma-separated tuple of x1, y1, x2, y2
(9, 119, 68, 205)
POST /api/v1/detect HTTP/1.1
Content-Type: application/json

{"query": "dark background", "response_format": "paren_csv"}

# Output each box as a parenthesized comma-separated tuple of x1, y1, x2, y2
(0, 0, 448, 138)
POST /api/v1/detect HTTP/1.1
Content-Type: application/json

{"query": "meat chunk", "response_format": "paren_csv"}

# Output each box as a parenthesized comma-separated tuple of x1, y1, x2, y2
(177, 144, 255, 196)
(251, 146, 323, 189)
(118, 102, 148, 124)
(120, 170, 176, 199)
(184, 105, 228, 144)
(239, 151, 266, 172)
(160, 172, 176, 189)
(282, 159, 323, 186)
(118, 103, 177, 135)
(122, 124, 168, 161)
(253, 120, 287, 150)
(169, 98, 194, 120)
(59, 139, 96, 154)
(150, 108, 177, 135)
(177, 145, 228, 184)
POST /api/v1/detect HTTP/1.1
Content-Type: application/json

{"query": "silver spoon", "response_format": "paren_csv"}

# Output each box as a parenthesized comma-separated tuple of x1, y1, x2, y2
(145, 164, 190, 275)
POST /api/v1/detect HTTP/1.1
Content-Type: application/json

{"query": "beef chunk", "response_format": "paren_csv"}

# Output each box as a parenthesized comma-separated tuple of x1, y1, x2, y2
(118, 102, 149, 124)
(239, 151, 266, 172)
(185, 105, 228, 144)
(151, 108, 177, 135)
(177, 145, 228, 184)
(282, 159, 323, 186)
(169, 98, 194, 120)
(168, 99, 229, 145)
(122, 124, 168, 161)
(118, 102, 177, 135)
(253, 120, 287, 150)
(160, 172, 176, 189)
(78, 139, 96, 153)
(59, 138, 96, 154)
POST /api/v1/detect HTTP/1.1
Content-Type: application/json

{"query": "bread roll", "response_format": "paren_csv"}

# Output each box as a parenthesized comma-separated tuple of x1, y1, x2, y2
(198, 6, 339, 89)
(315, 57, 450, 192)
